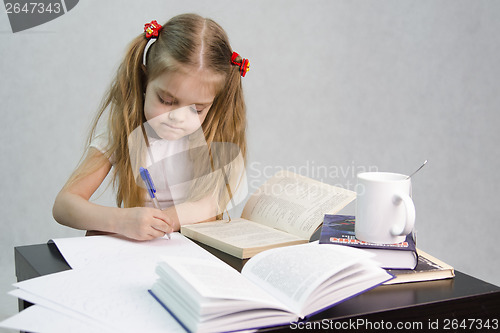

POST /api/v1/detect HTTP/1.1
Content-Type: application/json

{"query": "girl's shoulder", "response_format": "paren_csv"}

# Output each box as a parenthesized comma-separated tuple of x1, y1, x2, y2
(89, 129, 115, 164)
(89, 130, 110, 153)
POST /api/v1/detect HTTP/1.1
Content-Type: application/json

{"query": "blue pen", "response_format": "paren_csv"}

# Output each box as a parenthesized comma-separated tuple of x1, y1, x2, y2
(139, 167, 171, 239)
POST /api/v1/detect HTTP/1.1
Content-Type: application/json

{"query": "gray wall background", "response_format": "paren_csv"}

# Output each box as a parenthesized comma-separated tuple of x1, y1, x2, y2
(1, 0, 499, 323)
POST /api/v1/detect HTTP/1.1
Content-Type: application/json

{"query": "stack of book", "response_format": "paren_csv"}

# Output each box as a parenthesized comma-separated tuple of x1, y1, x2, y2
(319, 215, 454, 284)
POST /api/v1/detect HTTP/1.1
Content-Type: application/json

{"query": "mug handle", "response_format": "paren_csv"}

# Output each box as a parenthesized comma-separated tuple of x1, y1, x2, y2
(390, 192, 415, 236)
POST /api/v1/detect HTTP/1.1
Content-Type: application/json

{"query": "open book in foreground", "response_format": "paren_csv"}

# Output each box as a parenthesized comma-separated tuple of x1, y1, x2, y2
(150, 243, 393, 333)
(181, 170, 356, 258)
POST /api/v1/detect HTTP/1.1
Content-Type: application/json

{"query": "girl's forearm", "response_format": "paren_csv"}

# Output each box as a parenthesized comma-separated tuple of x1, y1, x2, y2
(167, 195, 218, 229)
(53, 191, 122, 233)
(53, 187, 219, 234)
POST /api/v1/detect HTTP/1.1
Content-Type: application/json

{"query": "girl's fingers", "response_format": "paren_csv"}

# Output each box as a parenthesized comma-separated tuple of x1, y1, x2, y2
(162, 210, 179, 232)
(150, 226, 167, 238)
(152, 219, 173, 234)
(155, 210, 173, 222)
(152, 210, 176, 231)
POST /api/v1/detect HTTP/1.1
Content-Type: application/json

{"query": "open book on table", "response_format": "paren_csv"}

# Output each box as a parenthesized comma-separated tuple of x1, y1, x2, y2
(150, 242, 393, 333)
(181, 170, 356, 258)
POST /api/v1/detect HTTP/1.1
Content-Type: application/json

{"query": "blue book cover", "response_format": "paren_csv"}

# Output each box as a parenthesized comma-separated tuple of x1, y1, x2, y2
(319, 215, 416, 251)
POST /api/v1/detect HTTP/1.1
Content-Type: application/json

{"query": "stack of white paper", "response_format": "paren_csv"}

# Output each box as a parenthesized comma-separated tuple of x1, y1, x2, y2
(1, 233, 220, 332)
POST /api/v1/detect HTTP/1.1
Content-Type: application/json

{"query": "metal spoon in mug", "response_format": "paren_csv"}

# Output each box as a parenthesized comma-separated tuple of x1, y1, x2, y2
(406, 160, 427, 179)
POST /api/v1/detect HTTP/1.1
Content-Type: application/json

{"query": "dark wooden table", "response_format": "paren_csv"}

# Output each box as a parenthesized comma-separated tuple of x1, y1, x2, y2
(15, 240, 500, 332)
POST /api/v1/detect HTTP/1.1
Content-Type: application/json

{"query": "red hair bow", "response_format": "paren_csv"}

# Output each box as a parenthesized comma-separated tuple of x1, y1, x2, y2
(144, 20, 162, 39)
(231, 52, 250, 77)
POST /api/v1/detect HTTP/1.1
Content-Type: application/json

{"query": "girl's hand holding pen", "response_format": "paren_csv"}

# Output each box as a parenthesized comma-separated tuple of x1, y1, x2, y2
(139, 167, 174, 240)
(119, 207, 174, 241)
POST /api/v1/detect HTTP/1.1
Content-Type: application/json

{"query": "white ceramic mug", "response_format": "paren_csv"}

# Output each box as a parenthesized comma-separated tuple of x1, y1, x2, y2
(355, 172, 415, 244)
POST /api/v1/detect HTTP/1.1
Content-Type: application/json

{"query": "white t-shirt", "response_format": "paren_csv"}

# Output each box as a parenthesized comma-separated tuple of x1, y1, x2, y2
(90, 133, 194, 209)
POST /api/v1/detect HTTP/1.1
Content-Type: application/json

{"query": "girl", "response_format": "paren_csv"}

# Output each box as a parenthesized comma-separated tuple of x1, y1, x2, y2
(53, 14, 249, 241)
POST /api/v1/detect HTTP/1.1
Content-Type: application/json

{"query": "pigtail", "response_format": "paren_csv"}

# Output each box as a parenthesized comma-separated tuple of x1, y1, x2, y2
(107, 35, 150, 208)
(72, 35, 150, 208)
(203, 61, 247, 158)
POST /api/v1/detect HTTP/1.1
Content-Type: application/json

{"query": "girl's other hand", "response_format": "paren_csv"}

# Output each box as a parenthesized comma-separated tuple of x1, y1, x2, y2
(119, 207, 174, 241)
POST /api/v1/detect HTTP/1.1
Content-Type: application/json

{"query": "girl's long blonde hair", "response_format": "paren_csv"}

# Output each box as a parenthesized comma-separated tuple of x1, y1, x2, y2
(68, 14, 247, 211)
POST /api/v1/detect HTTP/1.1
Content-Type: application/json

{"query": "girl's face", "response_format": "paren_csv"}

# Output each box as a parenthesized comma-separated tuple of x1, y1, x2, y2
(144, 70, 217, 140)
